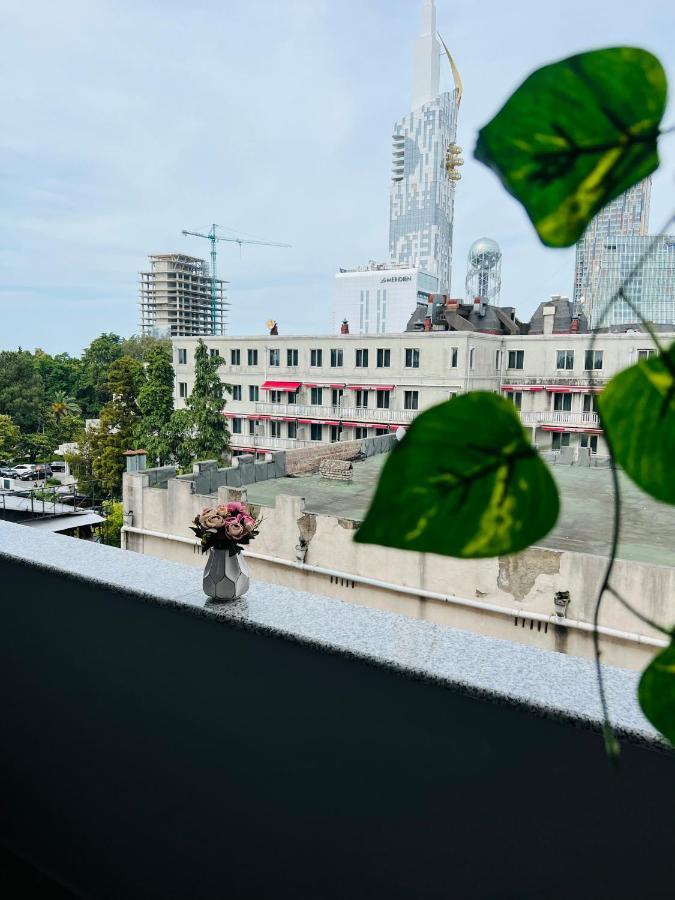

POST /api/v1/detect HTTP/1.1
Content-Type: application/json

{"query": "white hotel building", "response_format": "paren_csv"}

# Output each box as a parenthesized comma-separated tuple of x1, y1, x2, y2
(172, 326, 669, 460)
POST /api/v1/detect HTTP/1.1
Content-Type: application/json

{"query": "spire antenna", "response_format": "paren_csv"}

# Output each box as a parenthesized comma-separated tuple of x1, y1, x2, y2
(411, 1, 440, 111)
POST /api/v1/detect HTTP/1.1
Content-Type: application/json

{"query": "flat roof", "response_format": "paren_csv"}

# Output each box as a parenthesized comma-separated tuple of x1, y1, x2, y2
(244, 454, 675, 568)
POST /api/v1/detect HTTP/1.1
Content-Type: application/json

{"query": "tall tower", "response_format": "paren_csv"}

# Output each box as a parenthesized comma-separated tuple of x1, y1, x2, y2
(389, 0, 461, 293)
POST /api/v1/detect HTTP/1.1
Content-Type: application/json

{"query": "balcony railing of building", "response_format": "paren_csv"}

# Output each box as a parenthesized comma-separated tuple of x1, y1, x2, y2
(520, 411, 601, 427)
(0, 519, 671, 898)
(254, 402, 417, 423)
(230, 434, 314, 451)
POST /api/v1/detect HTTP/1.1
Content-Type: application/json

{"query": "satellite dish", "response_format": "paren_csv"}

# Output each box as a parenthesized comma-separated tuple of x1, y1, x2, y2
(395, 426, 407, 442)
(266, 319, 276, 329)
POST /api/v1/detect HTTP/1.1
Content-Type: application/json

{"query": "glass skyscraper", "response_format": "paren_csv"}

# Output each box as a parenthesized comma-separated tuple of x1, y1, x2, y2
(389, 1, 460, 294)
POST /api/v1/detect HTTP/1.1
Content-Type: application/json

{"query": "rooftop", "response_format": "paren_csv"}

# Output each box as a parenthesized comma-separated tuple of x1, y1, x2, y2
(244, 454, 675, 568)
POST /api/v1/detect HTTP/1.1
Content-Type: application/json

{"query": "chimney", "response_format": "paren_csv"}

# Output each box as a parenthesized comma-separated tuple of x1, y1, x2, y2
(340, 319, 349, 334)
(423, 316, 432, 332)
(542, 305, 555, 335)
(270, 323, 278, 336)
(124, 449, 147, 472)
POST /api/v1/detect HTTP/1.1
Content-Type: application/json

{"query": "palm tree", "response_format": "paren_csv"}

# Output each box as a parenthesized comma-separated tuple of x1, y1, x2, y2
(50, 391, 81, 422)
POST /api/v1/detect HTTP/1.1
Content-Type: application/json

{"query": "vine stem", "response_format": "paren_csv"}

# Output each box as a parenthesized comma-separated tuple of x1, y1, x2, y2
(589, 207, 675, 757)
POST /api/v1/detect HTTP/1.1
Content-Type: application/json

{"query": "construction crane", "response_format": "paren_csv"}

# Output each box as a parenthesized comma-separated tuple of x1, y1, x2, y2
(181, 224, 291, 334)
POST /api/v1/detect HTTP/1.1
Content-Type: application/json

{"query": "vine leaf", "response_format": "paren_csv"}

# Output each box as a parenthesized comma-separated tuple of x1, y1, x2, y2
(474, 47, 667, 247)
(638, 639, 675, 746)
(355, 393, 559, 559)
(598, 343, 675, 505)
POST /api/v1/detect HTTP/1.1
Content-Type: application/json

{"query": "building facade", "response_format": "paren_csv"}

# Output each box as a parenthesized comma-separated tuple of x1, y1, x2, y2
(333, 263, 438, 334)
(139, 253, 228, 338)
(173, 326, 672, 460)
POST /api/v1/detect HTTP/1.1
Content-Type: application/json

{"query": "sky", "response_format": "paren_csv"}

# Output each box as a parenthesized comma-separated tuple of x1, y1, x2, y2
(1, 0, 674, 355)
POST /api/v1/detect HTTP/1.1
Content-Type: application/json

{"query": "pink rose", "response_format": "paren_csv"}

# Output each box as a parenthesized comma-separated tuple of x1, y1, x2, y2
(226, 522, 245, 540)
(201, 512, 225, 529)
(226, 501, 246, 515)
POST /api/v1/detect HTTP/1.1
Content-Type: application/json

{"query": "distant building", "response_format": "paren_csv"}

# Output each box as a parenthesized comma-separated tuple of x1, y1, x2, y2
(465, 238, 502, 307)
(334, 0, 462, 333)
(139, 253, 228, 338)
(334, 262, 438, 335)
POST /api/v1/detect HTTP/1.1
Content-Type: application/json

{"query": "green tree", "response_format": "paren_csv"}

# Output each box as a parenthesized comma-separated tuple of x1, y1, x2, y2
(0, 350, 45, 432)
(0, 414, 21, 463)
(185, 339, 231, 462)
(34, 350, 82, 401)
(79, 333, 123, 415)
(164, 408, 194, 471)
(90, 356, 145, 495)
(50, 391, 82, 422)
(101, 500, 124, 547)
(121, 334, 172, 362)
(17, 432, 56, 463)
(134, 344, 175, 465)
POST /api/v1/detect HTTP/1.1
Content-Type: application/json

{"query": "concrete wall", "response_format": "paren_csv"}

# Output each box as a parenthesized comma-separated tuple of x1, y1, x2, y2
(123, 475, 673, 670)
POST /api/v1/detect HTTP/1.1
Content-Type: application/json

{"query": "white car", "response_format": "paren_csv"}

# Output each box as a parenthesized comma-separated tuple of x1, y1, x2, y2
(11, 464, 36, 475)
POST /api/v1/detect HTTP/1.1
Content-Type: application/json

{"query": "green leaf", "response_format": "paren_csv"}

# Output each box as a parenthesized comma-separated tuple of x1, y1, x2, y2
(355, 393, 559, 559)
(598, 343, 675, 505)
(474, 47, 667, 247)
(638, 639, 675, 746)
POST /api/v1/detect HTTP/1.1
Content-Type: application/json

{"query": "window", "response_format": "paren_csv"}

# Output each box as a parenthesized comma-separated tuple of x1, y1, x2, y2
(556, 350, 574, 370)
(404, 390, 419, 410)
(270, 390, 282, 404)
(287, 348, 299, 366)
(178, 382, 188, 398)
(450, 347, 458, 368)
(354, 427, 368, 439)
(584, 349, 603, 370)
(581, 434, 598, 453)
(231, 418, 242, 434)
(512, 391, 522, 409)
(231, 385, 242, 401)
(247, 349, 258, 366)
(177, 348, 187, 365)
(310, 387, 323, 405)
(330, 425, 342, 443)
(287, 421, 297, 439)
(405, 348, 420, 368)
(269, 349, 280, 366)
(230, 349, 240, 365)
(330, 349, 343, 367)
(495, 351, 503, 371)
(355, 390, 368, 408)
(248, 420, 256, 436)
(310, 423, 323, 441)
(508, 350, 524, 369)
(376, 391, 390, 409)
(553, 393, 572, 411)
(287, 391, 297, 405)
(310, 349, 323, 367)
(583, 394, 598, 413)
(355, 349, 369, 368)
(249, 385, 259, 402)
(377, 348, 390, 368)
(210, 348, 220, 358)
(331, 389, 343, 407)
(638, 349, 656, 360)
(551, 432, 571, 450)
(469, 348, 476, 370)
(270, 421, 281, 438)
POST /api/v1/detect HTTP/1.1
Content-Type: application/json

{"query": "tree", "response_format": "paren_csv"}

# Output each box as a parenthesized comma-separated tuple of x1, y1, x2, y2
(17, 432, 56, 463)
(34, 350, 82, 401)
(134, 344, 175, 465)
(121, 334, 171, 362)
(79, 333, 123, 415)
(164, 408, 194, 471)
(0, 350, 45, 432)
(185, 339, 231, 462)
(90, 356, 145, 495)
(50, 391, 82, 422)
(0, 414, 21, 463)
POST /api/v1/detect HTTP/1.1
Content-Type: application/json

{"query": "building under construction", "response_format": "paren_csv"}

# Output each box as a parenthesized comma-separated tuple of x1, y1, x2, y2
(139, 253, 228, 337)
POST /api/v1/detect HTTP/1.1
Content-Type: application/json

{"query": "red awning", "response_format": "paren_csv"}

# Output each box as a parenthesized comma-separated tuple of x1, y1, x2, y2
(224, 412, 241, 419)
(347, 385, 394, 391)
(304, 382, 346, 388)
(540, 426, 604, 434)
(546, 386, 573, 393)
(260, 381, 302, 391)
(501, 385, 544, 392)
(298, 419, 314, 424)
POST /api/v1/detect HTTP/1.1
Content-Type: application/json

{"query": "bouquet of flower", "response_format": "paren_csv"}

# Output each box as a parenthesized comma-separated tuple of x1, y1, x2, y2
(190, 501, 261, 555)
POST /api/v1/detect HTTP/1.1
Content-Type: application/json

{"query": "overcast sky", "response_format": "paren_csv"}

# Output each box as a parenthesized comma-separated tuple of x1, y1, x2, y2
(1, 0, 674, 355)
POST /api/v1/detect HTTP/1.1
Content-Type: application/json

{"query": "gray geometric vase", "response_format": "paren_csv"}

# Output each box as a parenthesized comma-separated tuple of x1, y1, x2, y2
(202, 548, 250, 600)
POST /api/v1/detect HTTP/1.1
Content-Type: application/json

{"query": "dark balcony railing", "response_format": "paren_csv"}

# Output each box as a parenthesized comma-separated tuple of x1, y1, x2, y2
(0, 520, 671, 899)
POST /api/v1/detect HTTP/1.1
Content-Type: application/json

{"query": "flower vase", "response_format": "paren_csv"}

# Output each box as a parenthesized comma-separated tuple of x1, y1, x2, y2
(202, 548, 250, 600)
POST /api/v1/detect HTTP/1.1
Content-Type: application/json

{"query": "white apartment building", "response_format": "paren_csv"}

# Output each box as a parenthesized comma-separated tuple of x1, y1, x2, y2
(333, 263, 438, 334)
(173, 328, 671, 459)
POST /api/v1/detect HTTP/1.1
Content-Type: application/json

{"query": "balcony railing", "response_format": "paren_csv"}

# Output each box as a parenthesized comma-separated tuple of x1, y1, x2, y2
(254, 402, 417, 423)
(230, 434, 314, 451)
(520, 411, 601, 427)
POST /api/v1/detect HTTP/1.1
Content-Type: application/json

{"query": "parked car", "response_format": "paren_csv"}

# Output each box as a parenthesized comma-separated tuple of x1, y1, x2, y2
(19, 465, 52, 481)
(0, 467, 17, 479)
(12, 464, 36, 475)
(50, 460, 66, 474)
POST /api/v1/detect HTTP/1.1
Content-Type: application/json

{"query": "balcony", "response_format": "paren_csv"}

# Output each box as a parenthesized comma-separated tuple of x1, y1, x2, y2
(230, 433, 313, 451)
(520, 411, 601, 428)
(255, 402, 417, 424)
(0, 519, 671, 898)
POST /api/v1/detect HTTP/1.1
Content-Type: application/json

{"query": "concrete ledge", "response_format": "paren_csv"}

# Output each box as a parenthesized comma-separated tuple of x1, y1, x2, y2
(0, 520, 658, 744)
